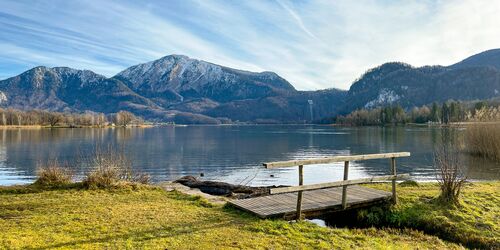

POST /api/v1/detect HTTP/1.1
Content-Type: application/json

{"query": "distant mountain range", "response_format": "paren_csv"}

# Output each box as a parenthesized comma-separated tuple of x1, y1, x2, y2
(1, 49, 500, 124)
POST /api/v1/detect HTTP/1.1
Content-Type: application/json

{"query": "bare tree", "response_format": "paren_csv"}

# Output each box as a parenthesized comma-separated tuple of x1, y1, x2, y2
(434, 130, 467, 204)
(1, 110, 5, 125)
(115, 111, 135, 127)
(47, 113, 63, 127)
(95, 113, 107, 126)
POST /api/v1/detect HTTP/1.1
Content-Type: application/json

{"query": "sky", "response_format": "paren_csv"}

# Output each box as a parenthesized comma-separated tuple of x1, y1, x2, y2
(1, 0, 500, 90)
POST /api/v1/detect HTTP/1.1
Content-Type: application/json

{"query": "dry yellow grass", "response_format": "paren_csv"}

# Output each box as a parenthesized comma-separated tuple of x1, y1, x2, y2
(465, 123, 500, 161)
(34, 160, 73, 186)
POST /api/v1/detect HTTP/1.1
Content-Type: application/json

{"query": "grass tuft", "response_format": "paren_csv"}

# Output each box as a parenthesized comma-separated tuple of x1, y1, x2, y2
(398, 180, 419, 187)
(82, 145, 150, 189)
(34, 159, 73, 187)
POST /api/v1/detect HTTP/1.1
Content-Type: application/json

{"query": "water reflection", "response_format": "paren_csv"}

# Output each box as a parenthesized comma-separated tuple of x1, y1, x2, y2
(0, 126, 498, 186)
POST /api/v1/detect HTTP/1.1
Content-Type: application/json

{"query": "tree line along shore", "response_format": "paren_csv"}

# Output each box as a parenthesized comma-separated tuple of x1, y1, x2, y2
(329, 100, 500, 126)
(0, 109, 145, 127)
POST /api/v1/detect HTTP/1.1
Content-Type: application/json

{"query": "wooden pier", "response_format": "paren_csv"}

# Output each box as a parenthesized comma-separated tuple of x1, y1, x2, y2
(229, 152, 411, 220)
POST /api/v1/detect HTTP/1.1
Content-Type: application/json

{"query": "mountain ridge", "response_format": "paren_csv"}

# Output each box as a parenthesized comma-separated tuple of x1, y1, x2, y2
(1, 49, 500, 123)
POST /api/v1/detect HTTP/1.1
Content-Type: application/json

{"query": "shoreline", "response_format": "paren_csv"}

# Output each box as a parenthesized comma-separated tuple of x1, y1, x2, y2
(0, 124, 155, 129)
(1, 177, 498, 188)
(329, 121, 500, 127)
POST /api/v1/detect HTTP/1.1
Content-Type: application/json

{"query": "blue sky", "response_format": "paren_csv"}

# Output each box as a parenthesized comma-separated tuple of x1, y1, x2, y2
(1, 0, 499, 90)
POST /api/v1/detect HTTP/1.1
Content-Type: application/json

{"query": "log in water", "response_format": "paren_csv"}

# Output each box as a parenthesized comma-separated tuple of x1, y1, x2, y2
(174, 176, 287, 198)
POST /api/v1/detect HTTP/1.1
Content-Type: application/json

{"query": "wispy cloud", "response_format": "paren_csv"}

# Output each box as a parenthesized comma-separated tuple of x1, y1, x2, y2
(0, 0, 499, 90)
(276, 0, 320, 41)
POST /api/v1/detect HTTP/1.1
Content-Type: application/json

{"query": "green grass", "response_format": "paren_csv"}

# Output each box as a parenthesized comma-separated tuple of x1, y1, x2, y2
(0, 182, 497, 249)
(360, 182, 499, 249)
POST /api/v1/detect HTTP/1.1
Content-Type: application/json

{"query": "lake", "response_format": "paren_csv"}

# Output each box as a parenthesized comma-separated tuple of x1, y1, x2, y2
(0, 125, 499, 186)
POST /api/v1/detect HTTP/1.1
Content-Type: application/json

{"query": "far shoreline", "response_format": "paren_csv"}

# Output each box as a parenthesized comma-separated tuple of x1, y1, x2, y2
(1, 121, 500, 129)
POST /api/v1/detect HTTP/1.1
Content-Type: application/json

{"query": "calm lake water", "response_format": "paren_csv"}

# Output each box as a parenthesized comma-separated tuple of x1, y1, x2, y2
(0, 125, 499, 186)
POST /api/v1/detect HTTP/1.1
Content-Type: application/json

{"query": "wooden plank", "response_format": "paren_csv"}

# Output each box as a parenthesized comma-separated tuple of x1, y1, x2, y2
(342, 161, 349, 209)
(229, 185, 392, 219)
(270, 174, 410, 194)
(263, 152, 411, 168)
(296, 165, 304, 220)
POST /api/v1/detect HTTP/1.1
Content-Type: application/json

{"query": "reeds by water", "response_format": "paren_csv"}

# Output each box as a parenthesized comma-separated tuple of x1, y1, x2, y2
(465, 123, 500, 162)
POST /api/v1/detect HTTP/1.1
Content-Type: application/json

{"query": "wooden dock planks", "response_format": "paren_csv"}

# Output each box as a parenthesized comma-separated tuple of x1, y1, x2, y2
(229, 185, 391, 219)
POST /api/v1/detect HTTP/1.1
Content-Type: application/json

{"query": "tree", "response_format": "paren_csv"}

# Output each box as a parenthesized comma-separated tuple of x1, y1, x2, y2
(47, 113, 63, 127)
(392, 105, 406, 124)
(115, 111, 136, 127)
(431, 102, 441, 123)
(441, 103, 450, 124)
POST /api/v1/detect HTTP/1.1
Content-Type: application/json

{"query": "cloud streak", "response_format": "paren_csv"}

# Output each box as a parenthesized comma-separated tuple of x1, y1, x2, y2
(0, 0, 499, 90)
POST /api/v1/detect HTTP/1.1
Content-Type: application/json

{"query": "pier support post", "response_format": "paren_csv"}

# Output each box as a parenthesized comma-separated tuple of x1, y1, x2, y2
(296, 165, 304, 220)
(391, 157, 397, 204)
(342, 161, 349, 209)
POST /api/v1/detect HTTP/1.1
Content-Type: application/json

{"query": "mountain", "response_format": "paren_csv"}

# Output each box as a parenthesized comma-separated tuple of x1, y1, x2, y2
(450, 49, 500, 70)
(203, 88, 346, 123)
(0, 66, 159, 114)
(1, 49, 500, 123)
(113, 55, 343, 123)
(341, 50, 500, 113)
(114, 55, 295, 106)
(0, 57, 343, 123)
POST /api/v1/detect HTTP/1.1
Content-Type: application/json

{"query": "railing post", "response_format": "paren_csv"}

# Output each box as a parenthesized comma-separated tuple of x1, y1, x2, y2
(296, 165, 304, 220)
(342, 161, 349, 209)
(391, 157, 397, 204)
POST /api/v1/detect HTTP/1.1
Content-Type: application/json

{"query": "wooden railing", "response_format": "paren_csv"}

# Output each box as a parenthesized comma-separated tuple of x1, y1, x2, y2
(262, 152, 411, 220)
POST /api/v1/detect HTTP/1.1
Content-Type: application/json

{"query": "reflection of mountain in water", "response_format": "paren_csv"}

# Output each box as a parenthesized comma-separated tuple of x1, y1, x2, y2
(0, 126, 498, 185)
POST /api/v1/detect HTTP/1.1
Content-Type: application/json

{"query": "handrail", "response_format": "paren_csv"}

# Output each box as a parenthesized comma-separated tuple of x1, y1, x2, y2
(270, 174, 410, 194)
(263, 152, 410, 168)
(262, 152, 411, 220)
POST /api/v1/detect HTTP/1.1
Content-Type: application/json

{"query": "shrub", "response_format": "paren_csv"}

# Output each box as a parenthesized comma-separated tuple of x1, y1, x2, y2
(34, 159, 73, 186)
(132, 173, 151, 184)
(466, 123, 500, 162)
(82, 145, 150, 188)
(434, 131, 467, 204)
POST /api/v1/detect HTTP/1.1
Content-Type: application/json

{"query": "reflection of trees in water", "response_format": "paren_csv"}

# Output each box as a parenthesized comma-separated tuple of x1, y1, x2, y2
(429, 127, 499, 180)
(0, 128, 138, 176)
(464, 155, 500, 180)
(0, 126, 499, 184)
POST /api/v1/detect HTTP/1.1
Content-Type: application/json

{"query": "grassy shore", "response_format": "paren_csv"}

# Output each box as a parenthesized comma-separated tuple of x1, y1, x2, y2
(361, 182, 499, 249)
(0, 182, 498, 249)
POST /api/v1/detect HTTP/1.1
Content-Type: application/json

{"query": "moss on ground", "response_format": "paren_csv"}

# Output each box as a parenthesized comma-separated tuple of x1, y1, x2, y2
(0, 182, 497, 249)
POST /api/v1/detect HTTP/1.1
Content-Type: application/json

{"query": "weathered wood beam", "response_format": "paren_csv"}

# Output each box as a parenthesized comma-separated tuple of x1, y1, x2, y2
(263, 152, 411, 169)
(296, 165, 304, 220)
(391, 157, 398, 204)
(270, 174, 410, 194)
(341, 161, 349, 209)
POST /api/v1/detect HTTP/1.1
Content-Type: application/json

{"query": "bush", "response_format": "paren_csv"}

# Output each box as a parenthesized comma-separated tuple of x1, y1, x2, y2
(82, 145, 150, 188)
(466, 123, 500, 162)
(34, 160, 73, 187)
(434, 130, 467, 204)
